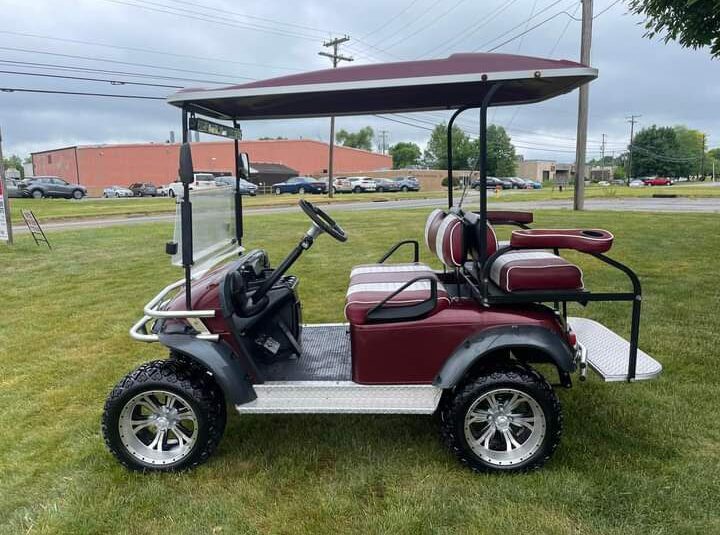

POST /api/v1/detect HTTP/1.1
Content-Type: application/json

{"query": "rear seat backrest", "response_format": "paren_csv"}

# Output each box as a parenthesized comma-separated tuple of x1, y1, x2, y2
(435, 213, 464, 267)
(462, 212, 499, 261)
(424, 209, 446, 255)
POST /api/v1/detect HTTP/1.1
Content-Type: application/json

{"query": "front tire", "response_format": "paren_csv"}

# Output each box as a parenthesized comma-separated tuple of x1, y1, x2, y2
(72, 189, 83, 200)
(102, 360, 226, 472)
(31, 189, 44, 199)
(440, 363, 561, 474)
(275, 187, 282, 195)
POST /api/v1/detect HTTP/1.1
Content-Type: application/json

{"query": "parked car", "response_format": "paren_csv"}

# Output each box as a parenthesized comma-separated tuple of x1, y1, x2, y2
(4, 178, 24, 198)
(103, 185, 134, 198)
(506, 177, 531, 189)
(156, 184, 170, 197)
(168, 173, 218, 198)
(130, 182, 158, 197)
(525, 179, 542, 189)
(471, 176, 512, 190)
(346, 176, 377, 193)
(392, 176, 421, 192)
(629, 179, 646, 187)
(598, 180, 611, 186)
(374, 178, 400, 193)
(274, 176, 327, 195)
(214, 176, 258, 196)
(643, 176, 672, 186)
(19, 176, 87, 199)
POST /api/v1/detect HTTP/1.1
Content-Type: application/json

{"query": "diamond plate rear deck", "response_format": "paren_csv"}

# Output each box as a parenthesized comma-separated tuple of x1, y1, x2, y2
(569, 316, 662, 381)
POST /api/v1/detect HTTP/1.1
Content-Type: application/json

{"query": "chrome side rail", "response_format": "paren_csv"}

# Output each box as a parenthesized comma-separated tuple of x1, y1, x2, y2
(129, 278, 218, 343)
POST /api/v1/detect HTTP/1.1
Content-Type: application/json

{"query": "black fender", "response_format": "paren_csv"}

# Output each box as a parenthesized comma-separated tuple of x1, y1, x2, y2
(159, 334, 257, 405)
(433, 325, 575, 388)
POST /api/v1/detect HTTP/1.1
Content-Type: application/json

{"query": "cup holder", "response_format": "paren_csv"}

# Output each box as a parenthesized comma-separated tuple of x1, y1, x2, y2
(581, 230, 605, 238)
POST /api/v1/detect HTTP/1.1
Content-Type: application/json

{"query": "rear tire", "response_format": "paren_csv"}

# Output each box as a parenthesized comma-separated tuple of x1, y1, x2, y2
(353, 186, 362, 193)
(439, 363, 561, 474)
(169, 189, 176, 198)
(401, 185, 409, 192)
(298, 187, 306, 195)
(275, 187, 282, 195)
(31, 189, 44, 199)
(102, 359, 226, 472)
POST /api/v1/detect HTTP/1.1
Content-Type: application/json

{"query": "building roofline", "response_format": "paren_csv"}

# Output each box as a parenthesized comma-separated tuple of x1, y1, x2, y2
(31, 145, 78, 156)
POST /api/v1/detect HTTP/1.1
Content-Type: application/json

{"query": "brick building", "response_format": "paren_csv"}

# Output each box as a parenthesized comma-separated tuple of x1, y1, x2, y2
(31, 139, 391, 194)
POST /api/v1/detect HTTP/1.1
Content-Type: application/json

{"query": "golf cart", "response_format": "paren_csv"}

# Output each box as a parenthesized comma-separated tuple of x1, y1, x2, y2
(102, 53, 662, 473)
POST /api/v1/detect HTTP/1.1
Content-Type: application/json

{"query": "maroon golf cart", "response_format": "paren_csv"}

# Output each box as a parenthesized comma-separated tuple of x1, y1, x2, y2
(102, 53, 662, 473)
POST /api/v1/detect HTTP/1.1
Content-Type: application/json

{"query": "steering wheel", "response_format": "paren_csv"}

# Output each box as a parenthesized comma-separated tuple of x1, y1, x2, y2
(299, 199, 347, 242)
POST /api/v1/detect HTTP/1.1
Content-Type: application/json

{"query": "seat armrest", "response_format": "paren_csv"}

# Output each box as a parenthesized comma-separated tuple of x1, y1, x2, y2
(377, 239, 419, 263)
(485, 210, 534, 226)
(510, 229, 614, 253)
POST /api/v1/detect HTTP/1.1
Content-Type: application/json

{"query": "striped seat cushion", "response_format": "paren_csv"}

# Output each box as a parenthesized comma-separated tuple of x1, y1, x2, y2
(345, 279, 450, 324)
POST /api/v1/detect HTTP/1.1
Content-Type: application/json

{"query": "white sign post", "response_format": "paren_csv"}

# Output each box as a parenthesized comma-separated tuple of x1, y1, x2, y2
(0, 126, 14, 245)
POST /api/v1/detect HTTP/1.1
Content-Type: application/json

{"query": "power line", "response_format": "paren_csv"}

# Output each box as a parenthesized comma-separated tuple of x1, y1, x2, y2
(0, 30, 301, 72)
(473, 0, 570, 51)
(486, 4, 582, 53)
(420, 0, 520, 58)
(0, 46, 247, 84)
(0, 59, 234, 86)
(379, 0, 470, 52)
(101, 0, 322, 42)
(0, 70, 182, 89)
(0, 87, 165, 100)
(361, 0, 425, 39)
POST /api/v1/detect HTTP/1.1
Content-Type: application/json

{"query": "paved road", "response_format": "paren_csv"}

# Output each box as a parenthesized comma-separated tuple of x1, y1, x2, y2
(13, 194, 720, 233)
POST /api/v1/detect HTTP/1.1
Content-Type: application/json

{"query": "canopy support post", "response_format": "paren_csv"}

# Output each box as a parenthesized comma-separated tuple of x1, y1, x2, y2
(233, 119, 243, 246)
(180, 109, 193, 309)
(478, 83, 502, 269)
(447, 106, 470, 209)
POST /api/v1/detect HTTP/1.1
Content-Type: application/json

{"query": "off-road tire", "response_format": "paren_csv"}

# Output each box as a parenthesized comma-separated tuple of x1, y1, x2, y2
(102, 359, 226, 472)
(439, 363, 562, 474)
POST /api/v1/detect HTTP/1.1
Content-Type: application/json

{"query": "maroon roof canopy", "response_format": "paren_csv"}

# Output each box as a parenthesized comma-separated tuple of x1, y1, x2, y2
(167, 53, 597, 120)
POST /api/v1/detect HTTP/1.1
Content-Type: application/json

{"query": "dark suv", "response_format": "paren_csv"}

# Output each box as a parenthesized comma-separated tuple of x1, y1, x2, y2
(129, 182, 158, 197)
(19, 176, 87, 199)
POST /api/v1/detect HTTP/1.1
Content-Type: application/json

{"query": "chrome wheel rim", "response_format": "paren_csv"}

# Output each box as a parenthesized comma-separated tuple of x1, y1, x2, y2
(464, 388, 546, 467)
(118, 390, 198, 466)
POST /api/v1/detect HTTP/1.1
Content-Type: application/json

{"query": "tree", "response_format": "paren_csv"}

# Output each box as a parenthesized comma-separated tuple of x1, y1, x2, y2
(630, 125, 690, 177)
(484, 124, 516, 177)
(423, 123, 474, 170)
(388, 141, 421, 169)
(335, 126, 374, 151)
(628, 0, 720, 58)
(2, 154, 24, 178)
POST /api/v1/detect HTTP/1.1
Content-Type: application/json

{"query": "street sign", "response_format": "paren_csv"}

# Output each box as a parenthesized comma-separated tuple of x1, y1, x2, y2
(21, 209, 51, 249)
(189, 117, 242, 140)
(0, 177, 11, 243)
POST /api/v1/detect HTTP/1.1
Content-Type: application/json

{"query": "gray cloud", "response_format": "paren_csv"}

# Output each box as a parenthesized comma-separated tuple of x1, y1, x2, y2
(1, 0, 717, 162)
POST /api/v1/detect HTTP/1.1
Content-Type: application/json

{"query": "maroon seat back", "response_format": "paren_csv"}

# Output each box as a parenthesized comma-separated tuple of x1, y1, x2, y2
(435, 213, 465, 267)
(462, 212, 498, 263)
(424, 208, 446, 255)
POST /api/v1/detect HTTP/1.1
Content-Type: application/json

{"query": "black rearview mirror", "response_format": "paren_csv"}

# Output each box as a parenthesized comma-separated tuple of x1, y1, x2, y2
(238, 152, 251, 180)
(179, 143, 194, 184)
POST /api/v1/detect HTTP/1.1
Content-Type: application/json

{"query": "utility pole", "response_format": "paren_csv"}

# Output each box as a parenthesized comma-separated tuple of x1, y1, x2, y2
(600, 133, 606, 181)
(700, 133, 706, 181)
(626, 114, 640, 183)
(319, 35, 353, 198)
(573, 0, 593, 210)
(378, 130, 389, 155)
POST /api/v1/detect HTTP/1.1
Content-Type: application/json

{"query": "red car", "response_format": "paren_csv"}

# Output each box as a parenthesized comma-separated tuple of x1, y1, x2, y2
(642, 177, 672, 186)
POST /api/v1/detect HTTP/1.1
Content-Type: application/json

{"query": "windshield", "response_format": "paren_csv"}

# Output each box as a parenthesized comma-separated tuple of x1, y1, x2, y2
(171, 187, 236, 273)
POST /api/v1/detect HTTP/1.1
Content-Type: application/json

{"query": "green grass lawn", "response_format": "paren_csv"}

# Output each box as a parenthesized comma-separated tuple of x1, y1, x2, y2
(1, 209, 719, 534)
(7, 182, 720, 225)
(7, 191, 447, 225)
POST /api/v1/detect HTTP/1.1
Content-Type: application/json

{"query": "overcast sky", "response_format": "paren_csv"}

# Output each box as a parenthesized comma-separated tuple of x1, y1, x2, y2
(0, 0, 717, 163)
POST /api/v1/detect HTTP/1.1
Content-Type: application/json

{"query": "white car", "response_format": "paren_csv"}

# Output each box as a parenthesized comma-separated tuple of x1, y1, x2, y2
(168, 173, 218, 198)
(629, 179, 646, 187)
(346, 176, 377, 193)
(103, 185, 134, 198)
